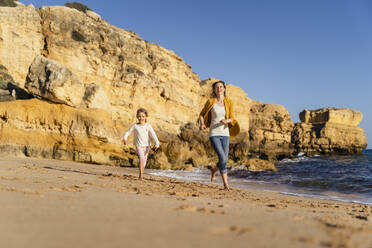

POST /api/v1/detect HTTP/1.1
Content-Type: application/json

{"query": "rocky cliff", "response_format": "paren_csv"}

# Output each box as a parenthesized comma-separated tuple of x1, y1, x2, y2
(0, 4, 368, 170)
(292, 108, 367, 155)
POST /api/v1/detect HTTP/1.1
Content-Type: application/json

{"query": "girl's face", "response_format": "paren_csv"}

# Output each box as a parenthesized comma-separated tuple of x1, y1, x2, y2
(137, 112, 147, 124)
(214, 82, 225, 97)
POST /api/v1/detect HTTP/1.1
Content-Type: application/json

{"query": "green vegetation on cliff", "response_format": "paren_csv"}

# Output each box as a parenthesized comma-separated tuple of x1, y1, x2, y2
(0, 0, 17, 7)
(71, 30, 87, 42)
(0, 65, 14, 90)
(64, 2, 91, 13)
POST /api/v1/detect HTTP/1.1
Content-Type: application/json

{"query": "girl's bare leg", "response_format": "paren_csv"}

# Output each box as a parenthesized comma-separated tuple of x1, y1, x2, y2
(139, 161, 145, 180)
(210, 166, 219, 182)
(221, 173, 229, 190)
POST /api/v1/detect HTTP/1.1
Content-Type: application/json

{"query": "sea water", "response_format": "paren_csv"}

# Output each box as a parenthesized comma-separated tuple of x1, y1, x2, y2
(149, 149, 372, 205)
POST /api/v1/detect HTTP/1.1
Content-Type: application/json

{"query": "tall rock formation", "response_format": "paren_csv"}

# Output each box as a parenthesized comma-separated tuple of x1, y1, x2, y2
(249, 103, 295, 160)
(37, 6, 202, 134)
(292, 108, 367, 155)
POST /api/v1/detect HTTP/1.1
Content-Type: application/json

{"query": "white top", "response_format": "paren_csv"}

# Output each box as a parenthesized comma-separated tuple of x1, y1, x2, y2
(209, 104, 230, 137)
(123, 123, 160, 148)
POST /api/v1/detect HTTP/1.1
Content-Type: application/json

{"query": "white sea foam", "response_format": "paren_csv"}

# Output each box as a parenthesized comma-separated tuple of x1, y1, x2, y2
(280, 191, 372, 205)
(297, 152, 305, 157)
(278, 155, 322, 164)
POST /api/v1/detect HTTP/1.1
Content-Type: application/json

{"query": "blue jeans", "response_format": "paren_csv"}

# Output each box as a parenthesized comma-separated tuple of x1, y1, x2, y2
(209, 136, 229, 174)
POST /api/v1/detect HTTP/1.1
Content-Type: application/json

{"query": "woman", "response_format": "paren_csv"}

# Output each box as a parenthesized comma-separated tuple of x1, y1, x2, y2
(198, 80, 240, 190)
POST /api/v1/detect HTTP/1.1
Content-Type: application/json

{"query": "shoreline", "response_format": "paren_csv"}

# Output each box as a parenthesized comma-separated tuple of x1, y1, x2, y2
(1, 156, 372, 248)
(149, 167, 372, 207)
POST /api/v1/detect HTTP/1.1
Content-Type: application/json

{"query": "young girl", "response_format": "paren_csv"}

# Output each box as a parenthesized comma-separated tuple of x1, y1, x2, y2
(123, 108, 160, 180)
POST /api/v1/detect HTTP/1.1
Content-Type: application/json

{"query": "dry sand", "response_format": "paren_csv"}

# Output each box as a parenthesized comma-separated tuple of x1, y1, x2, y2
(1, 157, 372, 248)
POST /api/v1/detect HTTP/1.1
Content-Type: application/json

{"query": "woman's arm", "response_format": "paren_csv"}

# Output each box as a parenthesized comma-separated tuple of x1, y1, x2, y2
(198, 100, 210, 130)
(227, 99, 237, 125)
(198, 116, 206, 130)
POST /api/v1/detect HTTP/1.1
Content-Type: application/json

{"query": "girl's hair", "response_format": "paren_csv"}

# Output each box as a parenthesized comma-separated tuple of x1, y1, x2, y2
(136, 108, 148, 117)
(212, 80, 226, 97)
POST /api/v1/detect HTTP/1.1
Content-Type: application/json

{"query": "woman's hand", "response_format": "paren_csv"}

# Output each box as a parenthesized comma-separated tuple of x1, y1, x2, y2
(199, 117, 206, 130)
(220, 119, 231, 125)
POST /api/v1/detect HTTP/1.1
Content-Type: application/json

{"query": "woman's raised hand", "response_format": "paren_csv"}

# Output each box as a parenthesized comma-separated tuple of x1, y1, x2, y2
(220, 119, 230, 125)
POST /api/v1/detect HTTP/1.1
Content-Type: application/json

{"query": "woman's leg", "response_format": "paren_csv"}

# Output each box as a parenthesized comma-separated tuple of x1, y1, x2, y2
(210, 166, 219, 182)
(210, 136, 229, 188)
(221, 136, 230, 189)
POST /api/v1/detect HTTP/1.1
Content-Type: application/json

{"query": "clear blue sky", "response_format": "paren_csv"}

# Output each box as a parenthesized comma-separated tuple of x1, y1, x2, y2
(21, 0, 372, 148)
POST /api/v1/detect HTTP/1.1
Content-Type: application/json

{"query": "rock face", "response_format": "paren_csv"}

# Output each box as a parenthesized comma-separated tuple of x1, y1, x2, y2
(0, 4, 43, 85)
(37, 6, 201, 134)
(243, 158, 277, 172)
(25, 55, 86, 107)
(249, 103, 295, 160)
(0, 99, 131, 166)
(25, 55, 111, 110)
(299, 108, 363, 126)
(293, 108, 367, 155)
(0, 4, 368, 170)
(0, 65, 15, 101)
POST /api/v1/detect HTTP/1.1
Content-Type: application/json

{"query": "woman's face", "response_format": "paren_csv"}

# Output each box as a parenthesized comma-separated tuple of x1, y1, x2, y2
(214, 82, 225, 97)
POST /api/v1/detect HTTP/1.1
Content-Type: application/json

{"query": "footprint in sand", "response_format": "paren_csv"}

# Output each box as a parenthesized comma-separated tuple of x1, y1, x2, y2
(294, 216, 304, 221)
(0, 186, 43, 196)
(293, 236, 315, 244)
(210, 225, 254, 235)
(174, 205, 225, 215)
(21, 165, 49, 173)
(0, 176, 31, 182)
(49, 185, 83, 192)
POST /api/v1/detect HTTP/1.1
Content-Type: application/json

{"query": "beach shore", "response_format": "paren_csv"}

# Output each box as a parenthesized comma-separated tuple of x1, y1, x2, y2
(1, 157, 371, 248)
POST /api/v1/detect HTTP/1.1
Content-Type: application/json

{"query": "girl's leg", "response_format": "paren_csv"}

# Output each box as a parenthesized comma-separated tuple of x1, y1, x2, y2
(136, 146, 147, 180)
(139, 161, 145, 180)
(142, 146, 150, 169)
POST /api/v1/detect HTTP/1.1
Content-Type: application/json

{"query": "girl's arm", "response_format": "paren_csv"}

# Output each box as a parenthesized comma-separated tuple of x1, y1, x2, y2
(148, 124, 160, 148)
(123, 124, 135, 142)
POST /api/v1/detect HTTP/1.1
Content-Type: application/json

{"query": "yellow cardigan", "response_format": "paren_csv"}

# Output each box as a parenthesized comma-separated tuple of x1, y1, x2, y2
(198, 97, 240, 138)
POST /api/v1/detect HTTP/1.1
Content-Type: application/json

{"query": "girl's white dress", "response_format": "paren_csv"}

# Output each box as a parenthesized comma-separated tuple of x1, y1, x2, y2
(123, 123, 160, 148)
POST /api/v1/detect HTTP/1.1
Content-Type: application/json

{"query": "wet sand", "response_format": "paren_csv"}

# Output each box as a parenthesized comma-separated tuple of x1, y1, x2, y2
(1, 157, 372, 248)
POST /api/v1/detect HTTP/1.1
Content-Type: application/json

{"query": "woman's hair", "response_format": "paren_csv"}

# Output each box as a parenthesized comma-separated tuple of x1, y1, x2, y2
(212, 80, 226, 97)
(136, 108, 148, 117)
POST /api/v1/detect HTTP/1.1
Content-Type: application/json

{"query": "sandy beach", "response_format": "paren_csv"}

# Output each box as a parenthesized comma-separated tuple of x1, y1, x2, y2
(1, 157, 372, 248)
